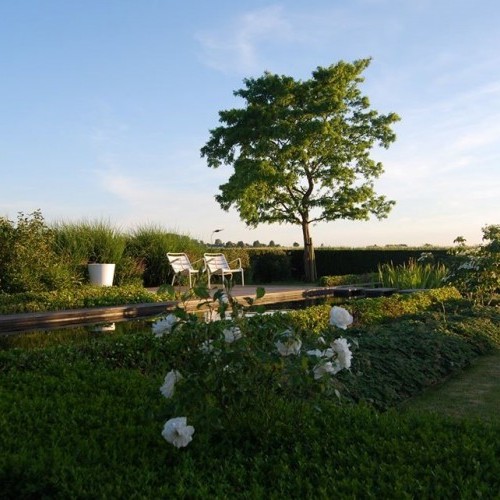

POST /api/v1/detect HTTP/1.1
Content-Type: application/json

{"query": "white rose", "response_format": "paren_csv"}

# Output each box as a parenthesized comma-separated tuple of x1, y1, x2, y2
(223, 326, 242, 343)
(159, 370, 182, 399)
(331, 337, 353, 370)
(313, 361, 342, 379)
(276, 338, 302, 356)
(329, 306, 353, 330)
(162, 417, 195, 448)
(152, 314, 177, 336)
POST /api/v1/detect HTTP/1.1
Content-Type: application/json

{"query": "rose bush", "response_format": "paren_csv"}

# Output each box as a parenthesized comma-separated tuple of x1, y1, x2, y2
(155, 286, 354, 448)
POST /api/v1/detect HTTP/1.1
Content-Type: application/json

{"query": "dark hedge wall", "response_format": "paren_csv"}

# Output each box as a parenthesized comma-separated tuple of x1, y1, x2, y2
(283, 248, 450, 282)
(162, 247, 450, 285)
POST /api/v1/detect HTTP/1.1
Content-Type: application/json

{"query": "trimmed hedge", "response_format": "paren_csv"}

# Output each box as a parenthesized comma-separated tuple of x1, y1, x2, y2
(204, 247, 450, 285)
(296, 247, 450, 280)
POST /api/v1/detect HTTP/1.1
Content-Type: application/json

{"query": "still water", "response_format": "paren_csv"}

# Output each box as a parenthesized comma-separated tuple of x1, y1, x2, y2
(0, 297, 335, 351)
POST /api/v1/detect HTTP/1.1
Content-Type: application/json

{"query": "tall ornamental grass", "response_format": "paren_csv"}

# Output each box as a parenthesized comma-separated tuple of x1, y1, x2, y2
(53, 219, 133, 285)
(53, 219, 127, 265)
(126, 224, 205, 287)
(378, 258, 447, 289)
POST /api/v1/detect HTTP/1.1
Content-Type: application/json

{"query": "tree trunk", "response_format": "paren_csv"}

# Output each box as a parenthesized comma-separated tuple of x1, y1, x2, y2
(302, 221, 317, 283)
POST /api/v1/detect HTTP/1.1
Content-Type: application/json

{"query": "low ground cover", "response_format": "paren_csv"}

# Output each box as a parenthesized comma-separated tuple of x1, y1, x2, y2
(1, 290, 498, 497)
(0, 284, 171, 314)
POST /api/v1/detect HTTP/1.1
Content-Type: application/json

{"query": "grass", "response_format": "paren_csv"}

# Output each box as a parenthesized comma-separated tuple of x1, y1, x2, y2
(378, 258, 448, 289)
(401, 349, 500, 422)
(53, 219, 127, 265)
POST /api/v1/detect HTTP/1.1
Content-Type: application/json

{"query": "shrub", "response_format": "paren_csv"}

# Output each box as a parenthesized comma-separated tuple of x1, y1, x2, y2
(114, 255, 146, 287)
(0, 284, 170, 314)
(1, 363, 498, 498)
(350, 287, 462, 325)
(0, 210, 74, 293)
(444, 225, 500, 305)
(319, 273, 378, 286)
(285, 287, 463, 334)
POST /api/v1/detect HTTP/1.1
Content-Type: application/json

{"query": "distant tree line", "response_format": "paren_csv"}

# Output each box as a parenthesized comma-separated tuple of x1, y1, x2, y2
(211, 239, 300, 248)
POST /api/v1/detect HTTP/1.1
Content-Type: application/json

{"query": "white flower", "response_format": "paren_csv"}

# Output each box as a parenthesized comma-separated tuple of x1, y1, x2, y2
(331, 337, 352, 370)
(306, 348, 334, 358)
(199, 339, 222, 355)
(276, 338, 302, 356)
(223, 326, 242, 343)
(458, 260, 479, 271)
(161, 417, 195, 448)
(306, 349, 324, 357)
(329, 306, 353, 330)
(152, 314, 177, 336)
(160, 370, 182, 399)
(323, 348, 334, 358)
(313, 361, 342, 379)
(200, 339, 215, 353)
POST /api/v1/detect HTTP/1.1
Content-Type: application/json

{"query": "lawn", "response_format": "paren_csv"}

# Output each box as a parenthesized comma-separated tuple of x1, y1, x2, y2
(402, 350, 500, 422)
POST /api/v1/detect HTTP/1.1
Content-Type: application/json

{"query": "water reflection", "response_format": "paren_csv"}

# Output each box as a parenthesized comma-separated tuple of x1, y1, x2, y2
(0, 297, 334, 351)
(0, 317, 153, 351)
(92, 322, 116, 333)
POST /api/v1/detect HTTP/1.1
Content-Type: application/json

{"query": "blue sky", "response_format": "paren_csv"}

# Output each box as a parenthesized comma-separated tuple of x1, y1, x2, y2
(1, 0, 498, 247)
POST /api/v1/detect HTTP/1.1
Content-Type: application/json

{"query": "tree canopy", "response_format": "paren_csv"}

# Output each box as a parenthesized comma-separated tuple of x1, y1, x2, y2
(201, 58, 400, 281)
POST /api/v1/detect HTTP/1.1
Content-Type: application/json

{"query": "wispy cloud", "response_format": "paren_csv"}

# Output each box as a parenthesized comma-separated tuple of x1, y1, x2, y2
(195, 5, 294, 74)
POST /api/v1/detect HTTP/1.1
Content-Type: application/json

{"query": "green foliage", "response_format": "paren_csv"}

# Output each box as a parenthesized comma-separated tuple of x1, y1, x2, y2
(444, 224, 500, 305)
(1, 361, 498, 498)
(113, 254, 146, 286)
(201, 59, 400, 281)
(318, 272, 378, 286)
(296, 247, 450, 282)
(377, 257, 448, 289)
(340, 317, 499, 410)
(1, 295, 499, 497)
(286, 287, 463, 334)
(125, 224, 205, 287)
(350, 287, 463, 325)
(0, 210, 74, 293)
(53, 219, 127, 265)
(0, 284, 170, 314)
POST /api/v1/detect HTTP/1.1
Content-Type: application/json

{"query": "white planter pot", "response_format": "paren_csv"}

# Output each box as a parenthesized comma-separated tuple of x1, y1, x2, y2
(88, 263, 116, 287)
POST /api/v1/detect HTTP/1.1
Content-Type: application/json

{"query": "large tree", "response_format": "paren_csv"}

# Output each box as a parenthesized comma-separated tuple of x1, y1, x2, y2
(201, 59, 400, 281)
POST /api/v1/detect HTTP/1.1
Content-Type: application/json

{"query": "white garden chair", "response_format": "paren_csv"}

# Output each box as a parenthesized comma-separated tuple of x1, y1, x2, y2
(167, 253, 203, 288)
(203, 253, 245, 287)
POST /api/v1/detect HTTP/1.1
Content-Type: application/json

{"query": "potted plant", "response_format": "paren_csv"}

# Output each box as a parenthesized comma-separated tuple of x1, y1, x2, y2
(86, 221, 127, 287)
